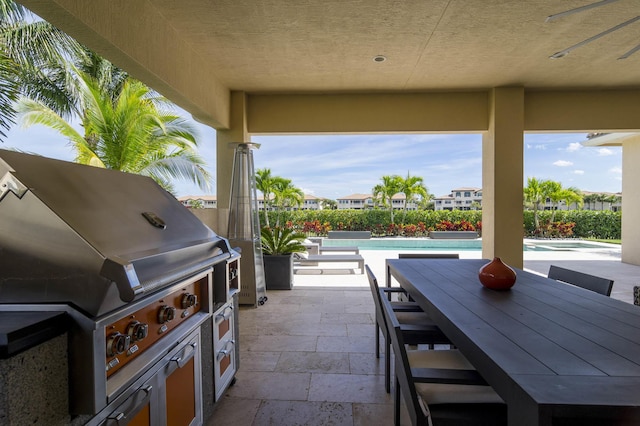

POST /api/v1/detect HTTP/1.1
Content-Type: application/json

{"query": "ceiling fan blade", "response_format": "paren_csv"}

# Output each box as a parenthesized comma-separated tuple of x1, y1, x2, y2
(550, 15, 640, 58)
(546, 0, 620, 22)
(618, 43, 640, 59)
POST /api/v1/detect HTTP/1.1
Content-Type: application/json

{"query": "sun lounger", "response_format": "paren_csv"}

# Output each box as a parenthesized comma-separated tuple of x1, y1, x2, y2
(294, 254, 365, 274)
(319, 246, 359, 254)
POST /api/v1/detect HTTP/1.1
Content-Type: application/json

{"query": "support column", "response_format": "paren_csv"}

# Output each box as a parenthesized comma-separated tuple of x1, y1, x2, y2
(482, 88, 524, 268)
(622, 137, 640, 265)
(216, 91, 250, 237)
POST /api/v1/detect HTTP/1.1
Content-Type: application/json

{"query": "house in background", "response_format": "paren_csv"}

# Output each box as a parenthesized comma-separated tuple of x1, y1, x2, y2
(178, 195, 217, 209)
(180, 194, 322, 210)
(434, 187, 483, 211)
(337, 194, 373, 210)
(336, 193, 418, 210)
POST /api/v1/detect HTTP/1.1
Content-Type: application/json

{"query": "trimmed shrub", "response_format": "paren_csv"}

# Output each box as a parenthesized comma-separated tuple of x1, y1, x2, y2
(270, 209, 620, 240)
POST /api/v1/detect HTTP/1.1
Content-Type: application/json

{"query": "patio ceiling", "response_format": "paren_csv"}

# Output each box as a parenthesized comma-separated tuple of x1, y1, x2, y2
(19, 0, 640, 128)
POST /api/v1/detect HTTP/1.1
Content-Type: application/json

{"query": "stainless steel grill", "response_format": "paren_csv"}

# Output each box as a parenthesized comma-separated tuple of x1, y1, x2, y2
(0, 149, 239, 421)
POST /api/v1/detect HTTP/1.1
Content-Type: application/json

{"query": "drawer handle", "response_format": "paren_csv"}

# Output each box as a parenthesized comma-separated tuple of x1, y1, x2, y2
(170, 342, 198, 369)
(216, 340, 235, 361)
(215, 306, 234, 323)
(105, 385, 152, 425)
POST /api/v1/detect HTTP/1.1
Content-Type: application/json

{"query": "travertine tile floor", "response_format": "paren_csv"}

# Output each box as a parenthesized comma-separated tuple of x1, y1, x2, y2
(208, 286, 396, 426)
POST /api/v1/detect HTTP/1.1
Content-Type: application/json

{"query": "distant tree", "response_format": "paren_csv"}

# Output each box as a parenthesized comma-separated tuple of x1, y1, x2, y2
(399, 172, 428, 222)
(189, 199, 204, 209)
(373, 175, 402, 223)
(560, 186, 583, 212)
(255, 168, 276, 227)
(272, 178, 303, 226)
(583, 193, 598, 210)
(543, 180, 583, 221)
(523, 177, 547, 230)
(320, 198, 337, 210)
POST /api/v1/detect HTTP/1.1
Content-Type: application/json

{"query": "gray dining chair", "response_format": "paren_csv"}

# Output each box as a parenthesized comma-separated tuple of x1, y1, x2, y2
(379, 289, 507, 426)
(548, 265, 614, 296)
(366, 265, 450, 393)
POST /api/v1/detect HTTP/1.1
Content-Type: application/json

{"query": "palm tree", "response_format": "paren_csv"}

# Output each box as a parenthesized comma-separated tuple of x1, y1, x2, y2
(16, 69, 211, 194)
(320, 198, 337, 210)
(272, 178, 303, 226)
(255, 168, 276, 227)
(541, 180, 562, 222)
(1, 0, 87, 138)
(561, 186, 583, 212)
(373, 175, 402, 223)
(583, 193, 598, 210)
(399, 172, 428, 222)
(523, 177, 546, 230)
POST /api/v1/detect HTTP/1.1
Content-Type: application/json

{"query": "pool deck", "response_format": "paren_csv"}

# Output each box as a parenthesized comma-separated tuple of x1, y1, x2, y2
(293, 246, 638, 304)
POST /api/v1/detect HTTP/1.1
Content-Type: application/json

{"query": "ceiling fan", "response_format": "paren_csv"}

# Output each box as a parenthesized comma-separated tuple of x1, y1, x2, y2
(546, 0, 640, 59)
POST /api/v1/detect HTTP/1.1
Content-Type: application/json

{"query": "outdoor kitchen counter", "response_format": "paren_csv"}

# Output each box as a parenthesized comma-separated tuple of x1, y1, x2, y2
(0, 311, 70, 358)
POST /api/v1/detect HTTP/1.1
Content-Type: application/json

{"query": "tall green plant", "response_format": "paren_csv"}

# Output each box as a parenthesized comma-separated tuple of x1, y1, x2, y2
(399, 171, 429, 224)
(256, 167, 276, 227)
(523, 177, 546, 230)
(373, 175, 402, 223)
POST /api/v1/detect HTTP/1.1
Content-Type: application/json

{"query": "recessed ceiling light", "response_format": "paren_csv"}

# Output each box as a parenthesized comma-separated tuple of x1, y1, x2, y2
(373, 55, 387, 63)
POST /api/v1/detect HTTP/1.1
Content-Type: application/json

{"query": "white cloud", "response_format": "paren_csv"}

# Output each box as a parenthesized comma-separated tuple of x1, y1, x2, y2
(526, 144, 547, 150)
(566, 143, 582, 152)
(598, 148, 614, 156)
(573, 170, 584, 175)
(610, 166, 622, 174)
(553, 160, 573, 167)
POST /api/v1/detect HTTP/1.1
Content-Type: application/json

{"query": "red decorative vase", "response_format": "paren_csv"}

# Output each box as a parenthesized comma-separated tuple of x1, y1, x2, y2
(478, 257, 516, 290)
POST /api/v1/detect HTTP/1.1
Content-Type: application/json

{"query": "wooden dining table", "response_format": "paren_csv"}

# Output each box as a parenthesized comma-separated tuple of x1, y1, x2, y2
(386, 258, 640, 426)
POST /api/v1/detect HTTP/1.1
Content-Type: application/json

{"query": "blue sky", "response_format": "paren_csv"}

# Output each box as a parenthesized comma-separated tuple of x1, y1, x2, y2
(1, 119, 622, 199)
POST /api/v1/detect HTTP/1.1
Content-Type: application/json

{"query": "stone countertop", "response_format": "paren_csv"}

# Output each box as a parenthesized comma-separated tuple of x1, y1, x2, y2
(0, 311, 70, 359)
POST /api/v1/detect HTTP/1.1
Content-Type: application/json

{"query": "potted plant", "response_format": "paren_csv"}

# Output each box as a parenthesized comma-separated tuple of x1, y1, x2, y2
(261, 226, 307, 290)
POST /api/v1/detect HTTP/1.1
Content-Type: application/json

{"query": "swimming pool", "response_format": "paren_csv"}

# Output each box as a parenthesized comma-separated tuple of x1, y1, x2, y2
(320, 238, 620, 252)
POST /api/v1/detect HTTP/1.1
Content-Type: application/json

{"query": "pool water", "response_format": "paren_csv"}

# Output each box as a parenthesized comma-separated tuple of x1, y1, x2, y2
(320, 238, 619, 252)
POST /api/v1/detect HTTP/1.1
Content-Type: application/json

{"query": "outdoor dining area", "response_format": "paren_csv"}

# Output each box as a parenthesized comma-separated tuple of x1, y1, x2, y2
(210, 253, 640, 426)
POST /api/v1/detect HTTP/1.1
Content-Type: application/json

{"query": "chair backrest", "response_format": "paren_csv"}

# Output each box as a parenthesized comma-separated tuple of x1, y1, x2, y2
(365, 264, 388, 334)
(378, 287, 426, 425)
(398, 253, 459, 259)
(548, 265, 614, 296)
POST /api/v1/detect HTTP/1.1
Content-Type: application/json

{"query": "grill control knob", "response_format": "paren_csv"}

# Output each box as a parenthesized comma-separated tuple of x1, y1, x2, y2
(158, 305, 176, 324)
(107, 332, 131, 357)
(181, 293, 198, 309)
(126, 321, 149, 342)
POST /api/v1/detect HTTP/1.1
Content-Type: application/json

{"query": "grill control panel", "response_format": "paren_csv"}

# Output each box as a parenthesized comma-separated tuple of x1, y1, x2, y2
(105, 276, 206, 377)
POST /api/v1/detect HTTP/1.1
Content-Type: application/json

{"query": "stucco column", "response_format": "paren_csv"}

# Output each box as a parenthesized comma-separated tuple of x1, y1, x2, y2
(482, 87, 524, 268)
(216, 91, 251, 237)
(622, 137, 640, 265)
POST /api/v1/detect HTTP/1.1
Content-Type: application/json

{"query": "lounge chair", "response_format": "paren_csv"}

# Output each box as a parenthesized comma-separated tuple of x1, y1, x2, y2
(294, 253, 365, 274)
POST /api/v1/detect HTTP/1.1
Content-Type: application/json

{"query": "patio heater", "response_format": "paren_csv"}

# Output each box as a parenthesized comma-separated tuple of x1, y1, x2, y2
(228, 142, 267, 307)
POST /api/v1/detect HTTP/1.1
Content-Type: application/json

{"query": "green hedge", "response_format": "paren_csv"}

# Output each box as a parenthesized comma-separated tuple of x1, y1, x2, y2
(523, 210, 621, 239)
(265, 209, 620, 239)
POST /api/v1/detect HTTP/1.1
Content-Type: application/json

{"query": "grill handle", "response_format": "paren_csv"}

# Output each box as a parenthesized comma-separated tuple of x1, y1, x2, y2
(104, 385, 152, 426)
(169, 341, 198, 370)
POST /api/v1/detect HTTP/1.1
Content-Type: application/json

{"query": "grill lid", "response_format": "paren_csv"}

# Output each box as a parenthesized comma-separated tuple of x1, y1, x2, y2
(0, 150, 230, 317)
